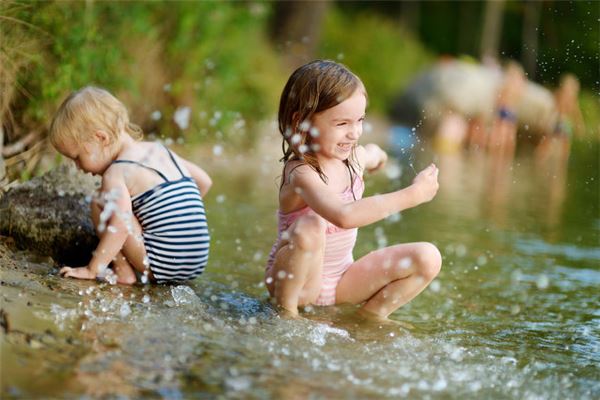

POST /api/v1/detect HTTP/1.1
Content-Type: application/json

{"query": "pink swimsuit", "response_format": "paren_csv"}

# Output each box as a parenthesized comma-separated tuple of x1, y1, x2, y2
(266, 176, 365, 306)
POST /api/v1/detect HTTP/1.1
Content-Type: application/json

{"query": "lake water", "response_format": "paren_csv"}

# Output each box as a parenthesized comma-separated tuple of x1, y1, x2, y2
(1, 132, 598, 399)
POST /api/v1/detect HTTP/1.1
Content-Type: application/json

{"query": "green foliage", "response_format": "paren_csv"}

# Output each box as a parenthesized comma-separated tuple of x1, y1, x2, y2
(4, 0, 596, 148)
(156, 2, 283, 142)
(318, 8, 433, 114)
(579, 90, 600, 137)
(8, 1, 284, 143)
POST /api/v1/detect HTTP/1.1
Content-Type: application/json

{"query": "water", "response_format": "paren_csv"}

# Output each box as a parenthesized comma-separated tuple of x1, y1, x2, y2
(1, 136, 599, 399)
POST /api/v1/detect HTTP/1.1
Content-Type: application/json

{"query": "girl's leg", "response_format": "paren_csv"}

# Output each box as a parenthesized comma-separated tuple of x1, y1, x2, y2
(91, 201, 150, 285)
(335, 242, 442, 319)
(266, 214, 326, 315)
(467, 117, 487, 151)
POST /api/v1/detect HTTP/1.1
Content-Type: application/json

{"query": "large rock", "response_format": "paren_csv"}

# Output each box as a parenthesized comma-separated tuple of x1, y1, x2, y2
(0, 164, 100, 266)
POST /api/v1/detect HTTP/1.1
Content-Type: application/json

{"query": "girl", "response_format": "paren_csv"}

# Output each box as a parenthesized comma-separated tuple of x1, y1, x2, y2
(50, 86, 211, 284)
(266, 60, 442, 320)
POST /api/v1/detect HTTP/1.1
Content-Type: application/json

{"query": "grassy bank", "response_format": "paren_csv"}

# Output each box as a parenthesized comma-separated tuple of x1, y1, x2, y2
(1, 1, 597, 183)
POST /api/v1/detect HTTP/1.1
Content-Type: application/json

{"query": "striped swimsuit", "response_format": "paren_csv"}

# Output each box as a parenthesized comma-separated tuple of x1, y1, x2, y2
(113, 147, 209, 283)
(266, 175, 365, 306)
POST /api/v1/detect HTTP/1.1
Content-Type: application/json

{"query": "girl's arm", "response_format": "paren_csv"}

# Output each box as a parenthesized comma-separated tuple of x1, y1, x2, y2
(292, 163, 438, 229)
(179, 158, 212, 196)
(357, 144, 387, 173)
(61, 169, 132, 279)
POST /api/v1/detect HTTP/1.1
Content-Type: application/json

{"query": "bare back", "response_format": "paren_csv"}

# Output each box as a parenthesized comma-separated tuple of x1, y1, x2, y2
(109, 141, 191, 199)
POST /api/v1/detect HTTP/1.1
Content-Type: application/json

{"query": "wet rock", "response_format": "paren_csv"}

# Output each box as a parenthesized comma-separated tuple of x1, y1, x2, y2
(0, 164, 100, 266)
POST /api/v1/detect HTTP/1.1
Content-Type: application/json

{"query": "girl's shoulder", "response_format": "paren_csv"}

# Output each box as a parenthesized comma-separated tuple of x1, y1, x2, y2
(282, 159, 311, 182)
(353, 145, 368, 171)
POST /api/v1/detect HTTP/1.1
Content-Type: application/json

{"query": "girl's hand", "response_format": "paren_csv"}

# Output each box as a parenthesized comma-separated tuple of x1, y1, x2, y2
(368, 149, 388, 173)
(59, 266, 97, 280)
(411, 163, 439, 204)
(363, 144, 388, 173)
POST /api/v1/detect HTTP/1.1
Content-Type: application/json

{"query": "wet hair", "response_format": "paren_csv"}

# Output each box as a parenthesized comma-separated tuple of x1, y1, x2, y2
(49, 86, 143, 148)
(278, 60, 367, 193)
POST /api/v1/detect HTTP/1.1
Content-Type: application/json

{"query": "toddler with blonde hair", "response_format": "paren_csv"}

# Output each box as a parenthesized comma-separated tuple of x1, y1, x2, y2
(50, 86, 212, 284)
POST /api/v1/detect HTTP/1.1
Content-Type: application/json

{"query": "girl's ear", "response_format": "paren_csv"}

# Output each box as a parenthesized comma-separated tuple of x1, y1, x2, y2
(291, 112, 301, 132)
(93, 130, 111, 145)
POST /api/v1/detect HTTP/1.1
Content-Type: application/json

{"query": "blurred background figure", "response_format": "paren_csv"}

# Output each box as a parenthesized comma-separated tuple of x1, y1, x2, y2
(486, 61, 526, 160)
(536, 74, 586, 167)
(389, 59, 500, 153)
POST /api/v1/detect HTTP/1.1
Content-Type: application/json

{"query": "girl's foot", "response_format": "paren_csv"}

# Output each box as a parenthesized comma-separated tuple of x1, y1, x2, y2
(356, 308, 414, 330)
(276, 305, 301, 320)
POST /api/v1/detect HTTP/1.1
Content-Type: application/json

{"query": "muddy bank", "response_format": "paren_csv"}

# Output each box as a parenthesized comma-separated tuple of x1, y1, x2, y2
(0, 164, 99, 266)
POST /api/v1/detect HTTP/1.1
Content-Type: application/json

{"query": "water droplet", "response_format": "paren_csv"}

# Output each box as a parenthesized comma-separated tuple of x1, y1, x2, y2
(119, 303, 131, 318)
(213, 144, 223, 156)
(174, 106, 191, 130)
(398, 257, 412, 269)
(291, 134, 302, 145)
(536, 274, 549, 289)
(385, 162, 402, 180)
(455, 244, 467, 257)
(299, 121, 310, 131)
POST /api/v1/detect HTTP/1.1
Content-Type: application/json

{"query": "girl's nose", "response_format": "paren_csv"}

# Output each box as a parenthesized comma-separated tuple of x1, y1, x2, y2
(347, 123, 361, 140)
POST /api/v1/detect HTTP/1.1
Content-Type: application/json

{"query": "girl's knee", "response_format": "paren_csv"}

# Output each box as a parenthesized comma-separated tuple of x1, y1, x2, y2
(292, 215, 326, 251)
(415, 242, 442, 280)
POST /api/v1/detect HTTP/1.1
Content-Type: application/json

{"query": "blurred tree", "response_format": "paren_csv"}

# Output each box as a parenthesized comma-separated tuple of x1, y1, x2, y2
(480, 0, 506, 63)
(270, 0, 330, 68)
(399, 1, 420, 33)
(521, 0, 542, 79)
(0, 125, 5, 187)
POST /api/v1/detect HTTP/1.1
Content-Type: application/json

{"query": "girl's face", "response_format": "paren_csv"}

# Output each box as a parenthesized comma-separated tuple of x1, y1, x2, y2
(55, 134, 112, 175)
(310, 89, 366, 162)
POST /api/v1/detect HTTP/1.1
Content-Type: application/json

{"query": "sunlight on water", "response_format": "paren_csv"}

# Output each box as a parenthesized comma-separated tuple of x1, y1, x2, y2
(1, 139, 598, 399)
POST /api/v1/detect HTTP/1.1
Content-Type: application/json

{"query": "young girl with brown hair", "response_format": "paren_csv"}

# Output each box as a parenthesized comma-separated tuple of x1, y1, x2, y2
(265, 60, 442, 320)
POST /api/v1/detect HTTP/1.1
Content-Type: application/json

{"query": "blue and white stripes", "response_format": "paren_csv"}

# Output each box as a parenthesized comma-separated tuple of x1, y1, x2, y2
(132, 177, 209, 282)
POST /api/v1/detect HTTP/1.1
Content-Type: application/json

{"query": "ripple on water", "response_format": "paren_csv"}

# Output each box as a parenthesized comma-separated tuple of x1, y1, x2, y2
(514, 236, 600, 263)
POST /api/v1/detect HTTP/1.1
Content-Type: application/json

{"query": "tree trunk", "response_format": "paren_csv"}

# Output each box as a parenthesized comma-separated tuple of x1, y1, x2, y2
(0, 125, 5, 189)
(399, 1, 420, 33)
(522, 0, 542, 80)
(458, 3, 478, 55)
(270, 1, 330, 68)
(480, 0, 506, 63)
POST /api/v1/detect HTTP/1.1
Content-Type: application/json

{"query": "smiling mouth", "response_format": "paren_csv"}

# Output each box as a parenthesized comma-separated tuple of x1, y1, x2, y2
(337, 143, 353, 151)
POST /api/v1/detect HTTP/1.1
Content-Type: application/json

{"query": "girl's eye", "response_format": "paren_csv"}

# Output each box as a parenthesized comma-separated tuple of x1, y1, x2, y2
(336, 122, 347, 127)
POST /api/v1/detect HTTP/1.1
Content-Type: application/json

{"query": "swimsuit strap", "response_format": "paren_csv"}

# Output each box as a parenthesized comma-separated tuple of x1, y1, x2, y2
(111, 160, 169, 182)
(345, 160, 358, 201)
(163, 144, 185, 178)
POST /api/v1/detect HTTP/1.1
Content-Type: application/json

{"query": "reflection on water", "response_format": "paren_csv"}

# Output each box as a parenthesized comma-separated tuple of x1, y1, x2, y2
(1, 136, 599, 399)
